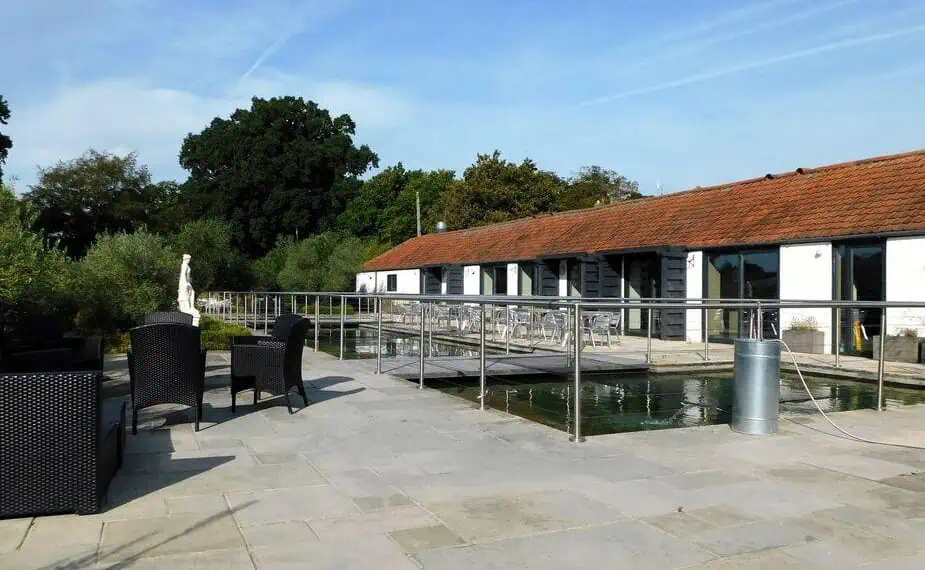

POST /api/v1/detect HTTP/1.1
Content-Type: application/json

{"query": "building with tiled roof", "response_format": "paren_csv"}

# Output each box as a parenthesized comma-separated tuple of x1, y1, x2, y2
(356, 150, 925, 352)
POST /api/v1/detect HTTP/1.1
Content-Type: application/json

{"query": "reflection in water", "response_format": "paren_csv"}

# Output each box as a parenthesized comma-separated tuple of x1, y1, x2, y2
(314, 327, 481, 359)
(430, 371, 925, 437)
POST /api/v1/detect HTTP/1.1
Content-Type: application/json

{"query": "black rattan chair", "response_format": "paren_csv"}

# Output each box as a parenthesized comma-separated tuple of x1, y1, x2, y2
(231, 316, 309, 414)
(0, 371, 124, 517)
(143, 311, 194, 326)
(128, 323, 206, 433)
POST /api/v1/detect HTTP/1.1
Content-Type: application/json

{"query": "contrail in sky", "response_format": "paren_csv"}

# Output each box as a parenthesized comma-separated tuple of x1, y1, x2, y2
(578, 25, 925, 106)
(239, 33, 296, 82)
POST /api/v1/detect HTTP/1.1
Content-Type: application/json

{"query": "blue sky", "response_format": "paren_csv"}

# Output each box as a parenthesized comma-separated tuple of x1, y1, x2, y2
(2, 0, 925, 194)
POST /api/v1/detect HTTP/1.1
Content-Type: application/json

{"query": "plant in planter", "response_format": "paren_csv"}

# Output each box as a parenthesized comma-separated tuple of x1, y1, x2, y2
(782, 316, 825, 354)
(873, 328, 924, 363)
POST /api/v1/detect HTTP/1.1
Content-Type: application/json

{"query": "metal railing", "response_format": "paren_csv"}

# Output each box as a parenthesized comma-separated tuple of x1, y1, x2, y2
(201, 291, 925, 442)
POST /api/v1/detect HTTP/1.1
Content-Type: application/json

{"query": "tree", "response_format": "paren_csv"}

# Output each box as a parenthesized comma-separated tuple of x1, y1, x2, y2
(179, 96, 379, 257)
(338, 164, 454, 244)
(24, 150, 172, 257)
(277, 232, 387, 292)
(0, 95, 11, 181)
(171, 218, 247, 291)
(0, 184, 68, 311)
(383, 169, 454, 244)
(433, 151, 565, 230)
(559, 166, 641, 210)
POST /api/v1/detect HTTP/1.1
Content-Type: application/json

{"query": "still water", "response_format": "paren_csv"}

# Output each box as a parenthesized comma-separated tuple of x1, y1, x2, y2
(311, 327, 925, 437)
(428, 371, 925, 436)
(313, 327, 482, 359)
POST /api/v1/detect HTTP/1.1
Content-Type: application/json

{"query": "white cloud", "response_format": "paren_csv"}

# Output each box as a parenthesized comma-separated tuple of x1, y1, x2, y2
(5, 74, 415, 186)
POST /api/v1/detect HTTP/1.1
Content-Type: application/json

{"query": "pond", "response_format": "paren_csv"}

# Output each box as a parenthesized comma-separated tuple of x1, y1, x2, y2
(313, 327, 484, 359)
(427, 371, 925, 436)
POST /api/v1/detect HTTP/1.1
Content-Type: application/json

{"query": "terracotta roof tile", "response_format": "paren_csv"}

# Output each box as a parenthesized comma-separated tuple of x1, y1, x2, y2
(363, 150, 925, 271)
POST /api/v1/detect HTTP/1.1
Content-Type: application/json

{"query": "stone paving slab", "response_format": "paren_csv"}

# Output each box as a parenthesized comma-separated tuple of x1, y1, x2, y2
(5, 350, 925, 569)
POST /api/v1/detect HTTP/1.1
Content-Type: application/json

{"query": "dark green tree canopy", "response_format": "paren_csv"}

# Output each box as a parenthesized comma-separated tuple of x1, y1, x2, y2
(179, 96, 379, 257)
(559, 165, 642, 210)
(24, 150, 172, 257)
(0, 95, 12, 181)
(434, 151, 565, 230)
(338, 163, 454, 244)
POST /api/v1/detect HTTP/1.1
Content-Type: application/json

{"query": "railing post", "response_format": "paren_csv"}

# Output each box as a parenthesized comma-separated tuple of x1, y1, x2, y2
(479, 303, 486, 410)
(376, 297, 383, 374)
(264, 295, 269, 332)
(646, 308, 653, 363)
(571, 302, 584, 443)
(339, 296, 346, 360)
(329, 297, 333, 315)
(419, 302, 426, 389)
(428, 301, 433, 357)
(243, 295, 247, 329)
(834, 306, 841, 368)
(704, 305, 710, 361)
(877, 310, 886, 411)
(505, 304, 511, 355)
(252, 294, 257, 332)
(314, 296, 320, 352)
(756, 301, 763, 341)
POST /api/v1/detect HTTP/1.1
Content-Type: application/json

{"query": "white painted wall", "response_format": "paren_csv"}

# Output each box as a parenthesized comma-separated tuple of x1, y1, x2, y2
(685, 251, 703, 342)
(779, 243, 833, 353)
(558, 260, 568, 296)
(358, 269, 420, 293)
(506, 263, 519, 295)
(355, 271, 376, 293)
(886, 236, 925, 336)
(440, 269, 448, 295)
(463, 265, 480, 295)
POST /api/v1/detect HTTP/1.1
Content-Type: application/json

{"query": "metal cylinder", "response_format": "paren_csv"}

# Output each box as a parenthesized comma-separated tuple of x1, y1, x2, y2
(732, 339, 781, 435)
(834, 306, 840, 368)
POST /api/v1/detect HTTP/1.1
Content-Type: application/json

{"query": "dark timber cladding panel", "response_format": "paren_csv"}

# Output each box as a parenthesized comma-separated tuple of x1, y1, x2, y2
(659, 250, 687, 340)
(582, 259, 600, 297)
(446, 265, 464, 295)
(423, 268, 442, 295)
(538, 261, 559, 296)
(599, 255, 621, 297)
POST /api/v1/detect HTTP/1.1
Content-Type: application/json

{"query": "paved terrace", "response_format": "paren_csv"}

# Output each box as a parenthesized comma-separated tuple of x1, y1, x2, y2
(5, 351, 925, 569)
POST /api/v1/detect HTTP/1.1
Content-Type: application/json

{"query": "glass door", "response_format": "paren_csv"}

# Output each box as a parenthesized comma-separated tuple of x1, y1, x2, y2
(834, 242, 884, 357)
(706, 249, 779, 342)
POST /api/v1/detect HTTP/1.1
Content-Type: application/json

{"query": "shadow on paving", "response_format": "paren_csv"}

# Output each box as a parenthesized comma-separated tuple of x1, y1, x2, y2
(42, 499, 257, 570)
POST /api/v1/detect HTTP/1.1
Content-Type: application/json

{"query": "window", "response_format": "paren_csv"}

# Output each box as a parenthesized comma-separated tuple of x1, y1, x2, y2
(706, 249, 779, 341)
(386, 274, 398, 292)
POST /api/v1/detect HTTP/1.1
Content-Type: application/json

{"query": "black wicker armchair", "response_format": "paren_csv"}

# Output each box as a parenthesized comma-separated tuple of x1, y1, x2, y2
(143, 311, 194, 326)
(0, 371, 124, 517)
(128, 323, 206, 433)
(231, 315, 309, 414)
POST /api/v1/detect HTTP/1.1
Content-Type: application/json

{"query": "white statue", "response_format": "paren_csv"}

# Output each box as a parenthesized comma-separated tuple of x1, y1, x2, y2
(177, 254, 201, 326)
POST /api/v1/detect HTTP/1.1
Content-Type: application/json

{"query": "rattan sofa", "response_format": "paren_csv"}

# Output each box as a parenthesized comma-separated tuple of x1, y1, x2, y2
(0, 371, 124, 517)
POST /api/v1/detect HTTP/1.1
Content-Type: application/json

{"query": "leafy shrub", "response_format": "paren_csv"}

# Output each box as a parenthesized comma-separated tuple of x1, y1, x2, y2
(199, 316, 251, 350)
(73, 231, 176, 333)
(899, 328, 920, 338)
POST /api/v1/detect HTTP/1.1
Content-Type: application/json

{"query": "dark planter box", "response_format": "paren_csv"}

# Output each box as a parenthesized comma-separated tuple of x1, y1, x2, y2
(872, 336, 925, 363)
(782, 329, 825, 354)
